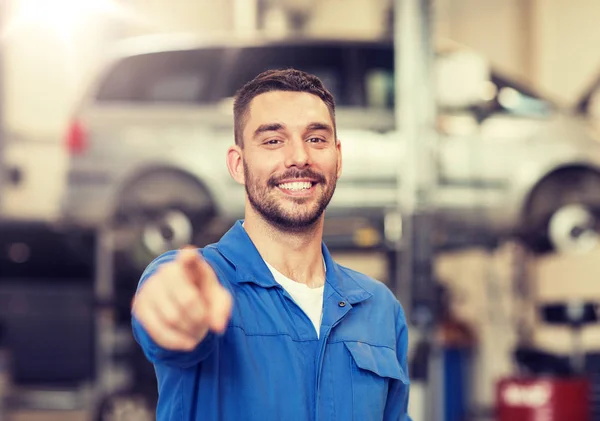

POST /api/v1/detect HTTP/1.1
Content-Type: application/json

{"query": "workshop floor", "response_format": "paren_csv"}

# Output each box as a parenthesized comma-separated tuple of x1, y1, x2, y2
(9, 411, 87, 421)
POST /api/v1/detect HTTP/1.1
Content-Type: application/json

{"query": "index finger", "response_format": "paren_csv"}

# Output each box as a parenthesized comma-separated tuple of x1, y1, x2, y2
(178, 247, 220, 291)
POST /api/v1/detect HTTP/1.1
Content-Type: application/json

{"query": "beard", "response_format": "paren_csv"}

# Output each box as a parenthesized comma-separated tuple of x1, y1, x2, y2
(243, 160, 337, 232)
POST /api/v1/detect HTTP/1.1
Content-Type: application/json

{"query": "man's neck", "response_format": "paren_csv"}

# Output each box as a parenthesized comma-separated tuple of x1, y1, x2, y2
(243, 210, 326, 288)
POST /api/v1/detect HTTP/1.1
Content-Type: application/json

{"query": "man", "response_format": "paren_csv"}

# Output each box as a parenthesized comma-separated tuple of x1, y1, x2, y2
(131, 69, 412, 420)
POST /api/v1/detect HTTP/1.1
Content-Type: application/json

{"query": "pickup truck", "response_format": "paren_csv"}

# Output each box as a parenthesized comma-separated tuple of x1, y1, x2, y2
(57, 34, 600, 276)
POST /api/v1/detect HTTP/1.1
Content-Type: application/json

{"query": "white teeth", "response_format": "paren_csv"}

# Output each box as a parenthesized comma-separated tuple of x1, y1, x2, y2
(278, 181, 312, 191)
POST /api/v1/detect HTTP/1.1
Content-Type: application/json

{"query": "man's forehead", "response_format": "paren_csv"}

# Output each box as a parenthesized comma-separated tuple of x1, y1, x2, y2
(247, 91, 332, 124)
(250, 90, 327, 109)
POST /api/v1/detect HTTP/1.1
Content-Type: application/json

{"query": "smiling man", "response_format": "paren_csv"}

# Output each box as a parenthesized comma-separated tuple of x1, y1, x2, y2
(131, 69, 412, 421)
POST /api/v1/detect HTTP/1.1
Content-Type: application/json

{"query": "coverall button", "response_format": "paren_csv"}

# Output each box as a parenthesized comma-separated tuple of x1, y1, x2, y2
(338, 301, 346, 307)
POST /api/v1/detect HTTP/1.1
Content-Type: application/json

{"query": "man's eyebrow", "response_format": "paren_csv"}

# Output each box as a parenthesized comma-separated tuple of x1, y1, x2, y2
(306, 122, 334, 134)
(253, 123, 285, 138)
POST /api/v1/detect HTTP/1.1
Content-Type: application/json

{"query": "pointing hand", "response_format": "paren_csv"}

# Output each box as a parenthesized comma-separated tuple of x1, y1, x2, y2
(132, 248, 233, 351)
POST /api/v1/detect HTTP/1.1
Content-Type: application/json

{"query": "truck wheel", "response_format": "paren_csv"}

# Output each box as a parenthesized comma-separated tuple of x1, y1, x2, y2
(114, 170, 215, 276)
(125, 205, 215, 273)
(522, 168, 600, 254)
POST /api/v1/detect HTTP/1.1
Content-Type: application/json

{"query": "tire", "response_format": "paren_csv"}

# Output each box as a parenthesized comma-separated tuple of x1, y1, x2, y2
(521, 168, 600, 254)
(113, 170, 216, 277)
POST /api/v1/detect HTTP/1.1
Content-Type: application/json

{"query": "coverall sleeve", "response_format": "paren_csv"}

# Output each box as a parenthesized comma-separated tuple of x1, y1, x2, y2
(130, 249, 219, 369)
(383, 303, 413, 421)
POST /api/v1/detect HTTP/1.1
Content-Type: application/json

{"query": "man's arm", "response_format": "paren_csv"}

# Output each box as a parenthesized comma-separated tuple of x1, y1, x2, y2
(131, 248, 232, 369)
(383, 303, 412, 421)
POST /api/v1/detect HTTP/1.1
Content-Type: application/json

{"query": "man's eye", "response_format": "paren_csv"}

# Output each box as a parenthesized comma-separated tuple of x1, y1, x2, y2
(308, 137, 325, 143)
(265, 139, 281, 145)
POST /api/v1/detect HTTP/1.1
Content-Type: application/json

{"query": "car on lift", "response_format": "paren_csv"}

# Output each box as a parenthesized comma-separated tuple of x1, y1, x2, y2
(57, 34, 600, 277)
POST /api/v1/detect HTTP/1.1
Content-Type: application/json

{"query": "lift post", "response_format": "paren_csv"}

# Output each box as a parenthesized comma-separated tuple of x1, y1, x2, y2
(394, 0, 438, 326)
(393, 0, 440, 419)
(92, 225, 136, 416)
(93, 225, 118, 400)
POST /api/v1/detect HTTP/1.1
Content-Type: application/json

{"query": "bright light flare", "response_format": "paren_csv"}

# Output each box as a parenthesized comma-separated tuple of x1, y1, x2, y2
(3, 0, 138, 41)
(13, 0, 111, 28)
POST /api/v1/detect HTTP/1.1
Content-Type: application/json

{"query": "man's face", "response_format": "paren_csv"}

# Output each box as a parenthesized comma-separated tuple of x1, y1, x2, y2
(232, 91, 341, 231)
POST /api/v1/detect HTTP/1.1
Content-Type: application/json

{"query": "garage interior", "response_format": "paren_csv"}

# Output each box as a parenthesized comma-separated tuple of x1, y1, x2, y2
(2, 0, 600, 420)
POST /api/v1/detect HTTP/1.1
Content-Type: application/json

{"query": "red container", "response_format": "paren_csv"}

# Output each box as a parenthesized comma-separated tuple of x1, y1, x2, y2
(496, 376, 589, 421)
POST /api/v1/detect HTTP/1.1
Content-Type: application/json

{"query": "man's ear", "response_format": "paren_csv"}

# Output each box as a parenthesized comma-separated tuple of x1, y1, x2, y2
(336, 138, 343, 179)
(226, 144, 245, 185)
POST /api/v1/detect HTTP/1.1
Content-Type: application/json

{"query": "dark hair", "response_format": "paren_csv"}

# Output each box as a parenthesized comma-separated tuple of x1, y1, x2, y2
(233, 68, 336, 147)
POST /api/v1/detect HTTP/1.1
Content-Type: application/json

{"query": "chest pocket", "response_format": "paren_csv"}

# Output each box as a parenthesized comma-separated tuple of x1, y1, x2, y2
(345, 341, 409, 420)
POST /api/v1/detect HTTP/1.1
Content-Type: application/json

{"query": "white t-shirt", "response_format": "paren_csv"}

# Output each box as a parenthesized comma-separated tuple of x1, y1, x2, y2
(264, 260, 325, 338)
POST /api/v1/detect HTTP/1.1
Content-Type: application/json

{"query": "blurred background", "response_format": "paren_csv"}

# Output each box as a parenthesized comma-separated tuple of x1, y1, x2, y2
(1, 0, 600, 420)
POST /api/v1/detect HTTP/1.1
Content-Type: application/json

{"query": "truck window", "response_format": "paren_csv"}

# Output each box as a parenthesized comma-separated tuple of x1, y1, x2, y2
(220, 45, 350, 105)
(357, 45, 395, 109)
(95, 48, 224, 104)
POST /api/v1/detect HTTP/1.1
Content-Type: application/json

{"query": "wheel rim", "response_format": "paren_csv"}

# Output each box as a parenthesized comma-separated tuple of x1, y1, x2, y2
(141, 209, 194, 256)
(548, 204, 599, 254)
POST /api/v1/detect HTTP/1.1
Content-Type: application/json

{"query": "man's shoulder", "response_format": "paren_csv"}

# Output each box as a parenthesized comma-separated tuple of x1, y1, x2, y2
(334, 262, 409, 337)
(335, 262, 399, 306)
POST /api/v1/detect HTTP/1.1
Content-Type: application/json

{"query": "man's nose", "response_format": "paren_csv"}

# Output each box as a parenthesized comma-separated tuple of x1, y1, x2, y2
(285, 139, 310, 168)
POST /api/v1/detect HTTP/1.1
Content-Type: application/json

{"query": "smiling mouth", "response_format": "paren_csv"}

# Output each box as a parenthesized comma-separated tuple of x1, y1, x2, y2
(277, 181, 315, 191)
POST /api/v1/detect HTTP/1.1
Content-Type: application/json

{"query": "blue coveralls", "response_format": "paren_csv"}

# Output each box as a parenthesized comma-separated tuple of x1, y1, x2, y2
(132, 220, 412, 420)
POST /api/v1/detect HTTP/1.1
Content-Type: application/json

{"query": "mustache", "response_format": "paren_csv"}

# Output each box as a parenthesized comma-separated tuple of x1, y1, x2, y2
(268, 168, 327, 187)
